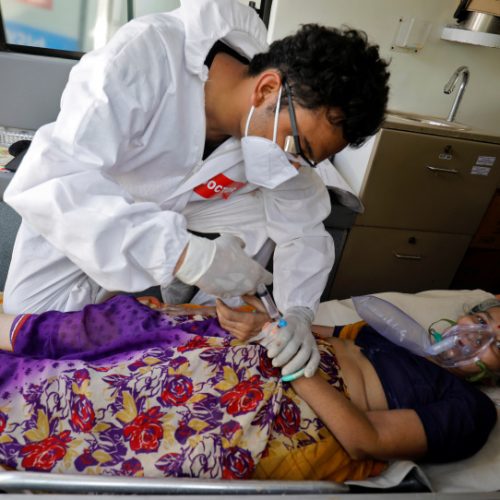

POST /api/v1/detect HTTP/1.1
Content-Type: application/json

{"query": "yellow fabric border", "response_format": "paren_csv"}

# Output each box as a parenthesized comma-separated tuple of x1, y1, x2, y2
(253, 428, 386, 482)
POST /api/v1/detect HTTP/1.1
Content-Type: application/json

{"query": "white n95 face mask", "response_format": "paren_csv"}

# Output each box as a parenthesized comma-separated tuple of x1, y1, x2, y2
(241, 85, 299, 189)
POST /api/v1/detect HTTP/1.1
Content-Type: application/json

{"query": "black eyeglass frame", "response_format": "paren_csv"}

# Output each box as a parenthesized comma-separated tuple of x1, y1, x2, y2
(282, 80, 316, 168)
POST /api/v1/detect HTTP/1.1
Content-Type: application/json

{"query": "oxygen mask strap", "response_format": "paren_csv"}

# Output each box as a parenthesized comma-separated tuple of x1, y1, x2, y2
(466, 360, 499, 385)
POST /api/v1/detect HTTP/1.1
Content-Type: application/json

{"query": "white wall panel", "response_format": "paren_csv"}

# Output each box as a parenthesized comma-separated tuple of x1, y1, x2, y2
(268, 0, 500, 134)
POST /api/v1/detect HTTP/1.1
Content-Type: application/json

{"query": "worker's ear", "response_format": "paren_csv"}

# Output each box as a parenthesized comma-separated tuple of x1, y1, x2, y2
(250, 70, 282, 107)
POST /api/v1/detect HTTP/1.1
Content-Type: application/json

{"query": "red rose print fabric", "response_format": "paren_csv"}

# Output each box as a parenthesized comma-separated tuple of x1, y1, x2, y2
(0, 295, 363, 479)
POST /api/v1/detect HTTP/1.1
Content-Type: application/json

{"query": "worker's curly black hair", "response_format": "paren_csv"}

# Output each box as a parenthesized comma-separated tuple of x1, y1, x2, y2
(248, 24, 390, 147)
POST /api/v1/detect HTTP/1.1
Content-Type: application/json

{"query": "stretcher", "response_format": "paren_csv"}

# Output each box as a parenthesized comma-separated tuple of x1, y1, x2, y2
(0, 471, 349, 495)
(0, 293, 497, 497)
(1, 173, 499, 496)
(0, 472, 497, 498)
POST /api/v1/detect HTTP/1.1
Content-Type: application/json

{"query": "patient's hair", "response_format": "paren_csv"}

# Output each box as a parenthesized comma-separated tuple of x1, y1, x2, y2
(248, 24, 390, 147)
(467, 298, 500, 315)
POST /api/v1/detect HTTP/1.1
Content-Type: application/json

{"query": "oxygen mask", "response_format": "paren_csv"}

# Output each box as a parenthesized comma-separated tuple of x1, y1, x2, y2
(425, 322, 497, 368)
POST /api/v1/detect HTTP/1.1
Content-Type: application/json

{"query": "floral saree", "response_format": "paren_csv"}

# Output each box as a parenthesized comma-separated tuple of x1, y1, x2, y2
(0, 294, 385, 480)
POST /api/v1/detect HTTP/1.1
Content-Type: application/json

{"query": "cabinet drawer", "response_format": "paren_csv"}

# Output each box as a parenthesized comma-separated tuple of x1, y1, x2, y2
(327, 226, 471, 300)
(356, 129, 500, 233)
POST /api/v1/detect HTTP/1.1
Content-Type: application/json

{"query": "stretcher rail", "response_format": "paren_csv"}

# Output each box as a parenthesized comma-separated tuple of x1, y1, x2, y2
(0, 471, 348, 495)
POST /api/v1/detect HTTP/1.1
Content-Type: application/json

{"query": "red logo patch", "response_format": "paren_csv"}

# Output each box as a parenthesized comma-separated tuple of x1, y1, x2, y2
(194, 173, 246, 200)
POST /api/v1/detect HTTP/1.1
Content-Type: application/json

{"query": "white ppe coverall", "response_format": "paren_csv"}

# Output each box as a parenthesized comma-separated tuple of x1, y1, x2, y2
(3, 0, 335, 315)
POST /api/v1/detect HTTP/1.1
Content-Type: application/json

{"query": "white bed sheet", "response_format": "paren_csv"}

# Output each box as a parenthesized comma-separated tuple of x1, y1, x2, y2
(315, 289, 500, 493)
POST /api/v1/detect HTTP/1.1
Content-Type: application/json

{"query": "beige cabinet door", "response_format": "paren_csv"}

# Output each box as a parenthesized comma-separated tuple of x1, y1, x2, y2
(356, 129, 500, 234)
(327, 226, 471, 300)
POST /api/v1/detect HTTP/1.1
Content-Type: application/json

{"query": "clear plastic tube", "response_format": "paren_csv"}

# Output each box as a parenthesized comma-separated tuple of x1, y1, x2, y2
(256, 283, 281, 320)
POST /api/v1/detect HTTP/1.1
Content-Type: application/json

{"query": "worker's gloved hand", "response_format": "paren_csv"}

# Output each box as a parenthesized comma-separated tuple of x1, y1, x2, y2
(263, 306, 320, 378)
(175, 233, 273, 298)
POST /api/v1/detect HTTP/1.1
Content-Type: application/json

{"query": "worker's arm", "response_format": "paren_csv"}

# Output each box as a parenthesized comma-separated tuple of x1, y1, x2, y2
(291, 373, 428, 461)
(263, 167, 334, 314)
(258, 169, 334, 377)
(4, 27, 189, 294)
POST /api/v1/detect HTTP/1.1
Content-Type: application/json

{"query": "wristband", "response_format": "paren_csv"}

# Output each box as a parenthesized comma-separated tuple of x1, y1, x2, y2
(281, 368, 305, 382)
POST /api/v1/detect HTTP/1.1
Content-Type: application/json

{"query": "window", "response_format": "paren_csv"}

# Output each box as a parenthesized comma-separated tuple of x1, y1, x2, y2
(0, 0, 272, 59)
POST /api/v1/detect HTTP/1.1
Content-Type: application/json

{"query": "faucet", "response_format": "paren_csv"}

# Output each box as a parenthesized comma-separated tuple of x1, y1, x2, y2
(443, 66, 469, 122)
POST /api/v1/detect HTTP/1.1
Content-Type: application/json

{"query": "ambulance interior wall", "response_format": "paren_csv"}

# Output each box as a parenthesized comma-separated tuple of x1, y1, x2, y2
(0, 51, 75, 131)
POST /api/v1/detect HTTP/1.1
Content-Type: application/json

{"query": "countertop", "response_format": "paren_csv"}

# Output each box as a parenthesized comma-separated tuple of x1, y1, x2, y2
(384, 111, 500, 145)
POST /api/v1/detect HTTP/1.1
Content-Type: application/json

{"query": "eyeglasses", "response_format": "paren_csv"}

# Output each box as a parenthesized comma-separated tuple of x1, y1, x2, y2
(282, 81, 317, 168)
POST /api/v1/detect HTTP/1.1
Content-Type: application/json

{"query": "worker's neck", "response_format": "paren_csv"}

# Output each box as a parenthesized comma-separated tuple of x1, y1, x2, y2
(204, 53, 252, 143)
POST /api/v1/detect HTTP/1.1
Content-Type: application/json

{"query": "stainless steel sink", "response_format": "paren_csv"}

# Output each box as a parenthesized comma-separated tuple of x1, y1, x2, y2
(387, 110, 470, 131)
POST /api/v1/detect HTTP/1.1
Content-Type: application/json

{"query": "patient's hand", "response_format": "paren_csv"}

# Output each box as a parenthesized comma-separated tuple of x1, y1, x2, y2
(216, 295, 270, 341)
(0, 313, 16, 351)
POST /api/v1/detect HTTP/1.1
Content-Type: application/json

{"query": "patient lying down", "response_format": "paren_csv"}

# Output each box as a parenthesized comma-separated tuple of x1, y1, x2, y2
(0, 294, 497, 482)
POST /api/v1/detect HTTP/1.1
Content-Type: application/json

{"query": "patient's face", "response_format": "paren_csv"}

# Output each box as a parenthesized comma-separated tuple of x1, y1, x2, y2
(454, 306, 500, 376)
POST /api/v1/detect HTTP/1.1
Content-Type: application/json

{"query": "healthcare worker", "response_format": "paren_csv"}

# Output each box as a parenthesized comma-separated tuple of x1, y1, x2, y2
(3, 0, 390, 378)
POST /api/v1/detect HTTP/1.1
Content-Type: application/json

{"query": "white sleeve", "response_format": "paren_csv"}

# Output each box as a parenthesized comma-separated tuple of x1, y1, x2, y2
(262, 168, 335, 314)
(4, 29, 189, 292)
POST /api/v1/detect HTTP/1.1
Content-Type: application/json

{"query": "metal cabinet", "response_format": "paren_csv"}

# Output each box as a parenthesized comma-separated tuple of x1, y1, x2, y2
(330, 226, 471, 298)
(326, 120, 500, 300)
(355, 129, 500, 233)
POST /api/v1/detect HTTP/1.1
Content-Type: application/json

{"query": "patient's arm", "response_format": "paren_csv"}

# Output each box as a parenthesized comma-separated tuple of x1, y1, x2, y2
(216, 295, 271, 340)
(0, 313, 15, 351)
(311, 324, 334, 337)
(217, 298, 340, 341)
(291, 374, 428, 461)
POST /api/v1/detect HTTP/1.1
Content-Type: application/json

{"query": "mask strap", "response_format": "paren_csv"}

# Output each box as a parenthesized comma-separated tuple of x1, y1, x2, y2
(244, 106, 256, 137)
(466, 360, 499, 384)
(272, 85, 283, 143)
(428, 318, 457, 342)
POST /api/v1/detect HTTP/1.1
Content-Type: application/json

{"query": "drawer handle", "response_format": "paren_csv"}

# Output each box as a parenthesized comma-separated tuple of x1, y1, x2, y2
(426, 165, 459, 174)
(393, 252, 422, 261)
